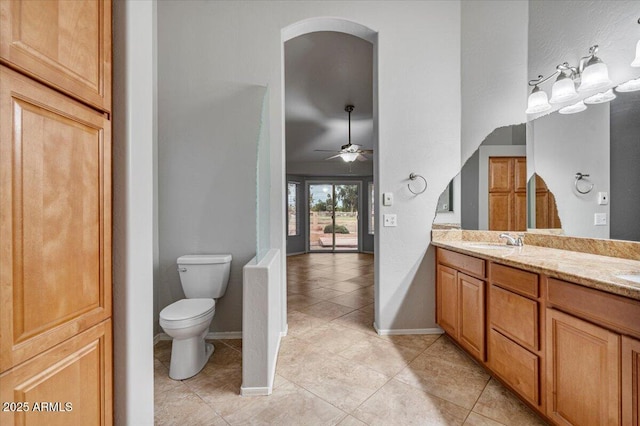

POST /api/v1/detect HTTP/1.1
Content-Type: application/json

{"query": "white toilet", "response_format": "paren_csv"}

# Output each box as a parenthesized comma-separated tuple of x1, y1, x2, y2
(159, 254, 232, 380)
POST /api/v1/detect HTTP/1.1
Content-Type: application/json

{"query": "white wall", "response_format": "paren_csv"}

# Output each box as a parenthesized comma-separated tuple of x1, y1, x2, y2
(530, 104, 610, 239)
(461, 1, 529, 164)
(156, 0, 463, 334)
(112, 0, 156, 423)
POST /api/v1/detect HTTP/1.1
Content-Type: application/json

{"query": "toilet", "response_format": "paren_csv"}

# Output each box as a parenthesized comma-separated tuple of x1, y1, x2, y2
(159, 254, 232, 380)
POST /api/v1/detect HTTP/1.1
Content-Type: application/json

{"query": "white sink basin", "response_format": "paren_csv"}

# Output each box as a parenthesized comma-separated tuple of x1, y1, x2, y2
(615, 274, 640, 284)
(463, 243, 512, 250)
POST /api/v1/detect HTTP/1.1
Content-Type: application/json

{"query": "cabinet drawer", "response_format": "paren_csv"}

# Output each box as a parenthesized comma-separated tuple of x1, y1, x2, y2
(491, 263, 538, 298)
(437, 248, 485, 278)
(490, 285, 539, 352)
(547, 278, 640, 339)
(489, 329, 540, 406)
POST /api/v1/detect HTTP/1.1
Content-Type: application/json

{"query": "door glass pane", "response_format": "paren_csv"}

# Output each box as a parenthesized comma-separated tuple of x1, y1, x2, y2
(334, 184, 359, 251)
(287, 182, 299, 236)
(309, 184, 333, 251)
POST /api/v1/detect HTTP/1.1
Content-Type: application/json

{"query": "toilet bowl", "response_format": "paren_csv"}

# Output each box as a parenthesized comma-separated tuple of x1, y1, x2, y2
(159, 254, 232, 380)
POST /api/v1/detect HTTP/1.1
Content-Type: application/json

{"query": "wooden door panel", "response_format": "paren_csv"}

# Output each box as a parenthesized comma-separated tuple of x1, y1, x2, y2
(536, 192, 550, 229)
(514, 157, 527, 192)
(489, 157, 512, 192)
(458, 273, 485, 361)
(436, 265, 458, 337)
(0, 0, 111, 112)
(0, 320, 112, 426)
(514, 192, 527, 231)
(0, 66, 111, 372)
(489, 193, 512, 231)
(490, 285, 538, 352)
(623, 336, 640, 426)
(546, 309, 620, 425)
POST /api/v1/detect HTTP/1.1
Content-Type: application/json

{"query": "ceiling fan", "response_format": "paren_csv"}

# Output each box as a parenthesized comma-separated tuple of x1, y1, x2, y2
(315, 105, 374, 162)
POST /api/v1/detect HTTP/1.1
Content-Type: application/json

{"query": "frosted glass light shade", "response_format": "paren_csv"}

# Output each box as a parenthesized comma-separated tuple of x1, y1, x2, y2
(559, 100, 587, 115)
(526, 87, 552, 114)
(615, 78, 640, 93)
(578, 60, 612, 92)
(340, 152, 358, 162)
(549, 75, 578, 104)
(632, 40, 640, 67)
(584, 89, 616, 104)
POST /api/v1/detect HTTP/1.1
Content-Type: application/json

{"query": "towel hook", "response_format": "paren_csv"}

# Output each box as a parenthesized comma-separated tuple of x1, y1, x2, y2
(574, 172, 594, 194)
(408, 173, 427, 195)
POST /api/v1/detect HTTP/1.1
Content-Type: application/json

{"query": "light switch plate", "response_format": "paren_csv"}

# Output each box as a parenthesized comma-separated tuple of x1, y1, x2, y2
(594, 213, 607, 226)
(383, 214, 397, 227)
(383, 192, 393, 206)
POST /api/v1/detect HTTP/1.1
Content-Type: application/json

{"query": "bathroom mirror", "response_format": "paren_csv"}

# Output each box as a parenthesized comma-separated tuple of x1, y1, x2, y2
(433, 124, 527, 231)
(528, 89, 640, 241)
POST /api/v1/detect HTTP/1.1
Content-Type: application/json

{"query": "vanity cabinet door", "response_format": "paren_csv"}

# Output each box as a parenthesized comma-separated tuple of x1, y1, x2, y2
(436, 264, 458, 338)
(458, 273, 485, 361)
(623, 336, 640, 426)
(546, 309, 620, 425)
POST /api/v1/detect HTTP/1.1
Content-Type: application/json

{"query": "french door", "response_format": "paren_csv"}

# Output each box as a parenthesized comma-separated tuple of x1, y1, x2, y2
(308, 182, 360, 252)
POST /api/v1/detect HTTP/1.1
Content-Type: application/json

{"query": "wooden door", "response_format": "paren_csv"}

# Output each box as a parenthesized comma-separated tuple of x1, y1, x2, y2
(546, 309, 620, 425)
(0, 66, 111, 372)
(0, 321, 112, 425)
(458, 273, 485, 361)
(535, 174, 561, 229)
(0, 0, 112, 112)
(623, 336, 640, 426)
(488, 156, 526, 231)
(436, 265, 458, 338)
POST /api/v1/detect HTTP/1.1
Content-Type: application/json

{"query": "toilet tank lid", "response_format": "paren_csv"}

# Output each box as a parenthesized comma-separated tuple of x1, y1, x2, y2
(177, 254, 232, 265)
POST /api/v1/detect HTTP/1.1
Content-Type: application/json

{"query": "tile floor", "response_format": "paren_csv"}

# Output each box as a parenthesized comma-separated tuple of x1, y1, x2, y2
(155, 253, 548, 425)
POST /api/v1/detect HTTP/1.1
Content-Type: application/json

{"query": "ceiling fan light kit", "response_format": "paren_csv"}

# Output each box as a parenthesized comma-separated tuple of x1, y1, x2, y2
(315, 104, 374, 163)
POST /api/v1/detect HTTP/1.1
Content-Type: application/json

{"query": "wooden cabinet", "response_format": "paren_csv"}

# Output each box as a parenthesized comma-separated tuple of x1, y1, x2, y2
(0, 1, 112, 422)
(0, 0, 112, 112)
(546, 308, 620, 425)
(436, 249, 486, 361)
(488, 156, 526, 231)
(622, 336, 640, 426)
(0, 321, 112, 425)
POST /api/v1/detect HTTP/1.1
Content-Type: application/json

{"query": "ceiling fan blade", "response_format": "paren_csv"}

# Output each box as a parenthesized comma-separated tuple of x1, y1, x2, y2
(356, 154, 368, 161)
(314, 149, 342, 152)
(325, 154, 342, 160)
(359, 149, 374, 154)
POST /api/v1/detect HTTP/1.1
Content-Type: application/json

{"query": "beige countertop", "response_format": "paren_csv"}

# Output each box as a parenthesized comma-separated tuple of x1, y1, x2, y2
(432, 239, 640, 301)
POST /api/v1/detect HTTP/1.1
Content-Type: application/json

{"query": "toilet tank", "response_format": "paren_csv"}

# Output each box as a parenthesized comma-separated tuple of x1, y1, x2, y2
(177, 254, 232, 299)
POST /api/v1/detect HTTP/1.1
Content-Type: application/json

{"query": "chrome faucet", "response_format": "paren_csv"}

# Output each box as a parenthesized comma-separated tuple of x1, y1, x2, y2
(499, 233, 524, 246)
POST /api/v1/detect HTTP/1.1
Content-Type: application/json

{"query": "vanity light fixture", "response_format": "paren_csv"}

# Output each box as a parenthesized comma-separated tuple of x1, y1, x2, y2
(615, 77, 640, 93)
(526, 45, 613, 114)
(559, 100, 587, 115)
(584, 89, 616, 104)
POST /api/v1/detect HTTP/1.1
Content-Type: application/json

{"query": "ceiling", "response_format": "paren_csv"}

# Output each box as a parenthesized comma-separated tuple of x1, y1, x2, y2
(284, 31, 373, 166)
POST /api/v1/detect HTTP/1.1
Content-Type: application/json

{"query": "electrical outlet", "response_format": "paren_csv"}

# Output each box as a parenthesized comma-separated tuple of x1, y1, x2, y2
(598, 192, 609, 205)
(383, 214, 397, 227)
(594, 213, 607, 226)
(383, 192, 393, 206)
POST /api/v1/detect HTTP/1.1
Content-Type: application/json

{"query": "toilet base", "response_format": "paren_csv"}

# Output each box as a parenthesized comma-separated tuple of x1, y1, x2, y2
(168, 334, 215, 380)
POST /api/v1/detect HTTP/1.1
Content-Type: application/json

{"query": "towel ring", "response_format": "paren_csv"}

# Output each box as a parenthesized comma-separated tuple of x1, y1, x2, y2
(574, 172, 594, 194)
(408, 173, 427, 195)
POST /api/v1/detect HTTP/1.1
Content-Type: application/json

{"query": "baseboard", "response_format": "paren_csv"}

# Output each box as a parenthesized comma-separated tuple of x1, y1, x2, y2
(280, 323, 288, 337)
(361, 250, 374, 254)
(286, 251, 306, 257)
(154, 331, 243, 343)
(373, 323, 444, 336)
(240, 386, 272, 396)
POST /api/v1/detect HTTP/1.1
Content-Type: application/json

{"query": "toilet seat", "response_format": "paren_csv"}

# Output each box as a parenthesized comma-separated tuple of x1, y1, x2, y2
(160, 298, 215, 329)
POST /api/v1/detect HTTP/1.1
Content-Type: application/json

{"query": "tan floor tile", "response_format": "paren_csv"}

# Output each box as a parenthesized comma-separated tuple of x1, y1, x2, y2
(296, 323, 372, 355)
(301, 288, 348, 301)
(338, 415, 367, 426)
(287, 310, 329, 337)
(278, 349, 389, 412)
(472, 379, 548, 425)
(222, 379, 346, 425)
(352, 379, 469, 425)
(319, 280, 365, 293)
(331, 309, 376, 335)
(202, 342, 243, 374)
(328, 290, 373, 309)
(358, 303, 374, 314)
(154, 359, 184, 394)
(376, 333, 441, 352)
(338, 334, 422, 377)
(287, 293, 323, 311)
(342, 275, 374, 287)
(424, 335, 485, 372)
(299, 301, 356, 321)
(394, 351, 490, 409)
(221, 338, 242, 352)
(154, 383, 227, 426)
(154, 339, 172, 366)
(464, 412, 506, 425)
